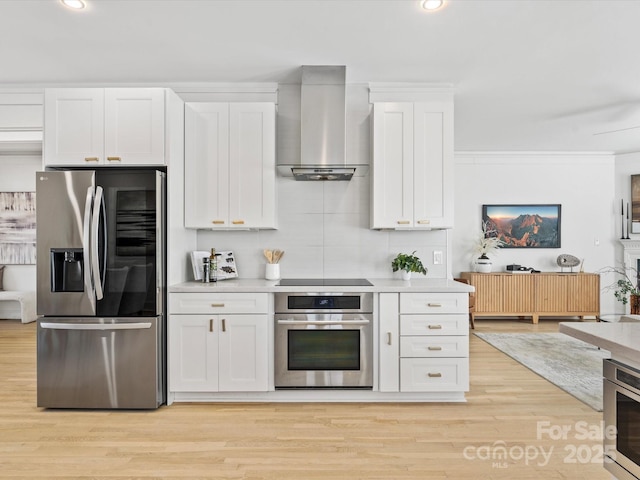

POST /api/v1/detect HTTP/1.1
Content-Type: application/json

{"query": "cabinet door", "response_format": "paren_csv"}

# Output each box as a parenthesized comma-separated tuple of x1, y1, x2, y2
(379, 293, 400, 392)
(169, 315, 219, 392)
(371, 102, 414, 229)
(228, 103, 276, 229)
(536, 275, 568, 313)
(218, 315, 269, 392)
(567, 274, 600, 313)
(502, 274, 535, 313)
(470, 274, 504, 313)
(184, 102, 230, 228)
(104, 88, 165, 165)
(44, 88, 104, 166)
(413, 101, 454, 229)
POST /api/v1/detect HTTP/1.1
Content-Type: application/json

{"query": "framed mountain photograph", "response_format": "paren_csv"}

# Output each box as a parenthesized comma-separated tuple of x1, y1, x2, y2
(482, 204, 561, 248)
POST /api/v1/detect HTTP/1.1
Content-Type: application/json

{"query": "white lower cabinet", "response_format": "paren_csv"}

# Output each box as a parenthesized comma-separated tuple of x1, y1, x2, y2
(379, 292, 469, 393)
(170, 293, 269, 393)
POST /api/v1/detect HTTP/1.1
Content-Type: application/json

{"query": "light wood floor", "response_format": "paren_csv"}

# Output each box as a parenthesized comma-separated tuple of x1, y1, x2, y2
(0, 318, 610, 479)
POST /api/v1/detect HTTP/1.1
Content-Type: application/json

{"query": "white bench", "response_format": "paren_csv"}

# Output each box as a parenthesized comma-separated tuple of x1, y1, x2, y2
(0, 291, 37, 323)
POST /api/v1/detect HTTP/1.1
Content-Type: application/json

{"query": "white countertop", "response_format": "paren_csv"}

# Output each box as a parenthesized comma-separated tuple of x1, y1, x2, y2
(170, 278, 474, 294)
(559, 321, 640, 366)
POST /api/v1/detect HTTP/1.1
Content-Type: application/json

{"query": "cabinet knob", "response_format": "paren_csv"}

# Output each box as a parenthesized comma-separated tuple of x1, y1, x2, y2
(84, 157, 99, 162)
(212, 220, 225, 225)
(428, 372, 442, 378)
(107, 156, 122, 162)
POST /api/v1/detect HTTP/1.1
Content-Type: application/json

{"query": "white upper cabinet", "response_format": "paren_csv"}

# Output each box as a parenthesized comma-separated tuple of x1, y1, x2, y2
(184, 102, 276, 230)
(370, 86, 454, 230)
(44, 88, 165, 166)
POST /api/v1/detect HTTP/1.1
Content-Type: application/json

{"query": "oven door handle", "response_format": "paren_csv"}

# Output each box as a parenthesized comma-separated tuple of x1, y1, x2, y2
(277, 319, 371, 326)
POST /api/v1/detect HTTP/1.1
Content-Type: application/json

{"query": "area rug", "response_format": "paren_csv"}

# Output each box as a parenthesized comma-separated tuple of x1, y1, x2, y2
(474, 332, 609, 411)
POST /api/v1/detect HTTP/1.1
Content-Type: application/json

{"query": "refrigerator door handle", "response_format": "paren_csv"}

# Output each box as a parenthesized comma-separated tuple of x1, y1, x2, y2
(40, 322, 153, 330)
(83, 186, 96, 311)
(91, 186, 105, 300)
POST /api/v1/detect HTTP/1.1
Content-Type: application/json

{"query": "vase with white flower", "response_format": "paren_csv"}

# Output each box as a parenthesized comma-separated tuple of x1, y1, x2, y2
(473, 221, 504, 273)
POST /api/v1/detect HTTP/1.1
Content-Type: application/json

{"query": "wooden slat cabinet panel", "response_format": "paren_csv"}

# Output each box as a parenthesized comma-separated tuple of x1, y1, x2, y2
(567, 274, 600, 313)
(535, 275, 568, 313)
(460, 272, 599, 324)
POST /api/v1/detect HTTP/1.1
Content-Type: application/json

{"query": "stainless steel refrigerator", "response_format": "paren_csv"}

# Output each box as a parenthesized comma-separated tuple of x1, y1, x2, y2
(36, 168, 166, 409)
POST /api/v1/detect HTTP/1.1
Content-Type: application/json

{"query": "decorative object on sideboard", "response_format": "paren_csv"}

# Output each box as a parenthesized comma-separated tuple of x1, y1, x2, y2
(264, 248, 284, 280)
(190, 250, 238, 281)
(391, 251, 427, 281)
(482, 204, 561, 248)
(0, 192, 36, 264)
(600, 265, 640, 314)
(556, 254, 581, 272)
(472, 220, 504, 273)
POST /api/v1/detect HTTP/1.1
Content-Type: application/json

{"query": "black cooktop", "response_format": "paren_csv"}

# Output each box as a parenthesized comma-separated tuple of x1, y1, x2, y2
(277, 278, 373, 287)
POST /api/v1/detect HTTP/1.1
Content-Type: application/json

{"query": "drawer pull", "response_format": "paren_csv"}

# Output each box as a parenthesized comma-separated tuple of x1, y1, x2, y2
(222, 318, 226, 332)
(211, 303, 225, 308)
(107, 156, 121, 162)
(212, 220, 225, 225)
(428, 325, 443, 330)
(397, 220, 410, 225)
(428, 346, 442, 351)
(209, 319, 214, 332)
(428, 372, 442, 378)
(232, 220, 245, 225)
(417, 220, 430, 225)
(387, 332, 392, 345)
(84, 157, 99, 162)
(427, 302, 443, 307)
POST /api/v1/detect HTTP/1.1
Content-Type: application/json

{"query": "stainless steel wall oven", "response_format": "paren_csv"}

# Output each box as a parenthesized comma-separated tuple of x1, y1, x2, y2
(274, 291, 373, 389)
(604, 358, 640, 480)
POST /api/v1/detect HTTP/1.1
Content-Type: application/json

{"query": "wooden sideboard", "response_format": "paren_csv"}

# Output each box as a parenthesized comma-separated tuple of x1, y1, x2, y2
(459, 272, 600, 324)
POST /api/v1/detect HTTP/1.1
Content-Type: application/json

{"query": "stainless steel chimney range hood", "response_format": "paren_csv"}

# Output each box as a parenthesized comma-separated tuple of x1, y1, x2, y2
(277, 65, 368, 181)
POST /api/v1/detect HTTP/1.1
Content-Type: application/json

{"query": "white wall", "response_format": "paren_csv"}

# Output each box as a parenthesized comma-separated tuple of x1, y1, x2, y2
(454, 152, 617, 315)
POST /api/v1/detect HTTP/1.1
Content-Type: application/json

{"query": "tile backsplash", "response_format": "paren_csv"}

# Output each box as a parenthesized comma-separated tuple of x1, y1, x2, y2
(197, 175, 449, 280)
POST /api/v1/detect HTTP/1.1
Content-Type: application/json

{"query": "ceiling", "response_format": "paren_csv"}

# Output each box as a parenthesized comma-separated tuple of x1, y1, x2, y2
(2, 0, 640, 154)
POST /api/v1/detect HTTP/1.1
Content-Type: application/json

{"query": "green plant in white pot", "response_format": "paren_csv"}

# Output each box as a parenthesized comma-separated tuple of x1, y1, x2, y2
(392, 251, 427, 281)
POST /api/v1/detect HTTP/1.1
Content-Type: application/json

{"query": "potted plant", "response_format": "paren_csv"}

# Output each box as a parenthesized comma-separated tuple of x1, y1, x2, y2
(601, 265, 640, 314)
(392, 251, 427, 281)
(473, 221, 504, 273)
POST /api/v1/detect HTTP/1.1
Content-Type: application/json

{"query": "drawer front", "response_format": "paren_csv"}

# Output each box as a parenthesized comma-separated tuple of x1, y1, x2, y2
(170, 293, 269, 314)
(400, 293, 467, 314)
(400, 358, 469, 392)
(400, 314, 468, 336)
(400, 335, 469, 358)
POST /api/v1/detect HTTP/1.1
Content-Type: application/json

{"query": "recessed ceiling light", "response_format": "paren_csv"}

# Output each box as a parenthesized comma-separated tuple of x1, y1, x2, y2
(61, 0, 86, 10)
(421, 0, 444, 11)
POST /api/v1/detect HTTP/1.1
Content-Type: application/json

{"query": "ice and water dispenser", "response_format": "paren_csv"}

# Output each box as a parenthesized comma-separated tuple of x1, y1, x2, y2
(50, 249, 84, 292)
